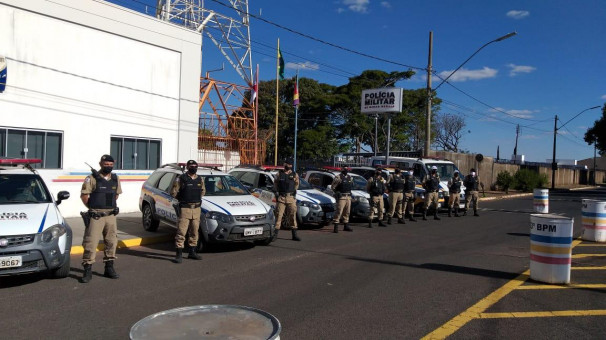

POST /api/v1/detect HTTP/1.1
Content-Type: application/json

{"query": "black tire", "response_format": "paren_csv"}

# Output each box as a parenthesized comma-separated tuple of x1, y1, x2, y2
(50, 255, 70, 279)
(142, 203, 160, 232)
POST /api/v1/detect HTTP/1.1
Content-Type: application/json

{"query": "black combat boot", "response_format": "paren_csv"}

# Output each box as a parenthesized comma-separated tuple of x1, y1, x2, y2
(188, 247, 202, 260)
(368, 219, 373, 228)
(433, 210, 441, 221)
(474, 210, 480, 217)
(103, 260, 120, 279)
(274, 229, 279, 239)
(387, 216, 392, 225)
(292, 229, 301, 241)
(454, 208, 460, 217)
(398, 218, 405, 224)
(81, 264, 92, 283)
(422, 209, 428, 221)
(378, 219, 386, 227)
(409, 213, 417, 222)
(448, 208, 452, 217)
(344, 223, 353, 232)
(333, 223, 339, 233)
(174, 248, 183, 264)
(463, 209, 467, 216)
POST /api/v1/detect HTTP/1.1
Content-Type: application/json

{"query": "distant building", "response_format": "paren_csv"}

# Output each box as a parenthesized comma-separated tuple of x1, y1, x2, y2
(578, 156, 606, 170)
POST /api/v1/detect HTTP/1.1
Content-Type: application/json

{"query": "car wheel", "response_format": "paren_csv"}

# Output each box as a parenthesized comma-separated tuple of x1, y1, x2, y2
(142, 203, 159, 232)
(51, 255, 70, 279)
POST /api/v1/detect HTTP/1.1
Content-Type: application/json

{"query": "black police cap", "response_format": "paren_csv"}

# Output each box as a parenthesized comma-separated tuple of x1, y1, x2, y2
(100, 154, 114, 163)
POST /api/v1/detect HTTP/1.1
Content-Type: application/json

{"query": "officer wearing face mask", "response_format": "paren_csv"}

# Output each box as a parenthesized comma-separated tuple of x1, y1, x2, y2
(403, 169, 417, 222)
(171, 160, 206, 263)
(463, 168, 483, 216)
(79, 154, 122, 283)
(273, 159, 301, 241)
(422, 165, 441, 221)
(331, 167, 354, 233)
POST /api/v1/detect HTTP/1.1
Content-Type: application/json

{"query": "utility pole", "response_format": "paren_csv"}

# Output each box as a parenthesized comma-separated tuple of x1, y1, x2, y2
(551, 115, 558, 189)
(513, 124, 519, 162)
(593, 141, 597, 185)
(425, 31, 433, 158)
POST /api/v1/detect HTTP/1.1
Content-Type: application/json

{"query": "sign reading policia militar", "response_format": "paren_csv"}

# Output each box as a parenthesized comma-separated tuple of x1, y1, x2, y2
(360, 87, 403, 114)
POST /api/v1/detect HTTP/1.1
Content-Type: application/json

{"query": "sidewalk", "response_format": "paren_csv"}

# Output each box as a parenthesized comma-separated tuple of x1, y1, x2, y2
(67, 212, 174, 255)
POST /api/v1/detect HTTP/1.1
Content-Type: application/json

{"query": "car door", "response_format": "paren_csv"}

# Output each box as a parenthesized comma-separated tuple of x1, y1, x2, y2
(155, 172, 179, 224)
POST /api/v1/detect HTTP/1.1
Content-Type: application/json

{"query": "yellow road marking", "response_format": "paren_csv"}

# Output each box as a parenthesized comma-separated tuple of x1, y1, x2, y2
(572, 266, 606, 270)
(517, 284, 606, 290)
(576, 243, 606, 246)
(421, 271, 529, 340)
(70, 235, 174, 255)
(572, 254, 606, 258)
(480, 310, 606, 318)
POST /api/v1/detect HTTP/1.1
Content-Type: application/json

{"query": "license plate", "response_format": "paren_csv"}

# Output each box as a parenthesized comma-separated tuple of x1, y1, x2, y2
(0, 256, 22, 269)
(244, 227, 263, 236)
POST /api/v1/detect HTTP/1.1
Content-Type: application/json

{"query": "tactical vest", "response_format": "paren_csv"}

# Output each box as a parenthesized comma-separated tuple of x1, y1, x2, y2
(450, 177, 462, 193)
(336, 175, 353, 193)
(426, 175, 440, 192)
(276, 171, 296, 194)
(404, 176, 416, 192)
(466, 176, 479, 191)
(177, 173, 203, 203)
(391, 175, 405, 191)
(369, 177, 385, 196)
(88, 173, 118, 209)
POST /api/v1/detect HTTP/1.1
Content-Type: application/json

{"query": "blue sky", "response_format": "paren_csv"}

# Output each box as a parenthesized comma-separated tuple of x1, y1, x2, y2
(111, 0, 605, 163)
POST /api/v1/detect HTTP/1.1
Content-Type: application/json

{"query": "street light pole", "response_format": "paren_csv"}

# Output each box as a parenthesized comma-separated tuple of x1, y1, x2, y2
(425, 31, 517, 158)
(551, 105, 600, 189)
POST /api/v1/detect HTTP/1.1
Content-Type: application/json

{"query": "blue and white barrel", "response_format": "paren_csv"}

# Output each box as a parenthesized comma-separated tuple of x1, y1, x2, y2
(530, 214, 573, 284)
(533, 188, 549, 213)
(581, 199, 606, 242)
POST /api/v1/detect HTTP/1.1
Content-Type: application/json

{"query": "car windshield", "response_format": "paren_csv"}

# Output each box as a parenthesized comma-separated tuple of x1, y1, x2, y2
(351, 175, 367, 190)
(0, 174, 51, 204)
(426, 163, 458, 180)
(298, 178, 313, 190)
(203, 175, 249, 196)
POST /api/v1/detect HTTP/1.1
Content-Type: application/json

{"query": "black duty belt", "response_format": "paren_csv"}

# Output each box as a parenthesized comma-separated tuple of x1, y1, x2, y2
(88, 209, 118, 219)
(392, 190, 403, 193)
(429, 190, 439, 193)
(405, 190, 415, 193)
(371, 195, 383, 198)
(180, 202, 201, 208)
(278, 192, 295, 196)
(338, 193, 351, 196)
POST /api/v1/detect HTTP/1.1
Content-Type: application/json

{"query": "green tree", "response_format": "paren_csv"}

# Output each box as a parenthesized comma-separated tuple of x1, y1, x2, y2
(584, 104, 606, 155)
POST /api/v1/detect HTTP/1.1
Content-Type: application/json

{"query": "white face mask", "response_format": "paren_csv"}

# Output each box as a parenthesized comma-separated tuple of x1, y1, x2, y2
(471, 172, 476, 177)
(409, 171, 414, 176)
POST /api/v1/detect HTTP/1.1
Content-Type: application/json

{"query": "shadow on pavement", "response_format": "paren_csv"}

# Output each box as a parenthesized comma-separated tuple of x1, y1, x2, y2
(507, 232, 530, 237)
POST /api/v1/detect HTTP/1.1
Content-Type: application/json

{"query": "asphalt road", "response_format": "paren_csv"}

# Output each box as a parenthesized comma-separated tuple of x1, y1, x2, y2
(1, 188, 605, 340)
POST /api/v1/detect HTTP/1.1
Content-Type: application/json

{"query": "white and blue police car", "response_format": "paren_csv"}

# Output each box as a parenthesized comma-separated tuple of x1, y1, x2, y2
(0, 158, 72, 278)
(139, 163, 275, 251)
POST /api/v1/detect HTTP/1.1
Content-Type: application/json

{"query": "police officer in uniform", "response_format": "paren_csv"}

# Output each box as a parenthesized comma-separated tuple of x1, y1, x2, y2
(80, 154, 121, 283)
(422, 165, 441, 221)
(387, 168, 405, 224)
(447, 170, 463, 217)
(171, 160, 205, 263)
(273, 159, 301, 241)
(367, 169, 387, 228)
(463, 168, 483, 217)
(331, 167, 354, 233)
(403, 169, 417, 222)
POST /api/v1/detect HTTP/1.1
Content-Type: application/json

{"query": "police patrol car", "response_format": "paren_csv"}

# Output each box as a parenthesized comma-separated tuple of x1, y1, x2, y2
(301, 167, 371, 219)
(139, 163, 275, 251)
(228, 165, 337, 226)
(0, 158, 72, 278)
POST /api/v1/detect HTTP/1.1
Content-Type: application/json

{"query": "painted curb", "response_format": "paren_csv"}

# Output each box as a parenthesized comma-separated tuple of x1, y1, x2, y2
(70, 234, 174, 255)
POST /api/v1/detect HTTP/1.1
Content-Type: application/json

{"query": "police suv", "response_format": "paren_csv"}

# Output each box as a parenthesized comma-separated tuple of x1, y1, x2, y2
(301, 167, 371, 219)
(0, 158, 72, 278)
(139, 164, 275, 251)
(228, 165, 337, 226)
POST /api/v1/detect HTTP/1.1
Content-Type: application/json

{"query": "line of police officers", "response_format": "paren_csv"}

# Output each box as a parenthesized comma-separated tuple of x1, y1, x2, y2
(79, 155, 484, 283)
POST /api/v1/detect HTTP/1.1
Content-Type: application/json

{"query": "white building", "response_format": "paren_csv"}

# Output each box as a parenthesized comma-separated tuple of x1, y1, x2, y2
(0, 0, 202, 217)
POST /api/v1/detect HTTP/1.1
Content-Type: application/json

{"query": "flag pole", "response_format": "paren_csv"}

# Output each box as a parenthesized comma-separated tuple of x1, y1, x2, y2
(293, 69, 299, 171)
(274, 39, 280, 166)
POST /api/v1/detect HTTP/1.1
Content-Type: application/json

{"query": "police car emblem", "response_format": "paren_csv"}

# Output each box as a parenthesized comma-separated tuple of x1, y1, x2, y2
(249, 216, 256, 222)
(0, 238, 8, 247)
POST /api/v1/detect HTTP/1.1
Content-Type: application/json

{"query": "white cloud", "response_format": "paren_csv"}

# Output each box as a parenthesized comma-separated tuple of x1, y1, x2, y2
(521, 134, 540, 140)
(336, 7, 345, 14)
(506, 10, 529, 19)
(507, 63, 536, 76)
(490, 107, 539, 119)
(285, 61, 320, 71)
(436, 67, 498, 82)
(381, 1, 391, 8)
(601, 94, 606, 100)
(342, 0, 369, 13)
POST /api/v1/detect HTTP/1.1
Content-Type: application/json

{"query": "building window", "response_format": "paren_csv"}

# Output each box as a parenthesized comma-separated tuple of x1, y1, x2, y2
(110, 136, 161, 170)
(0, 127, 63, 168)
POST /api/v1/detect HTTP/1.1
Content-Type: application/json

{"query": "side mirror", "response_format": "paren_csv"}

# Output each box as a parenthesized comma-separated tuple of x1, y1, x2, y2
(56, 191, 70, 205)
